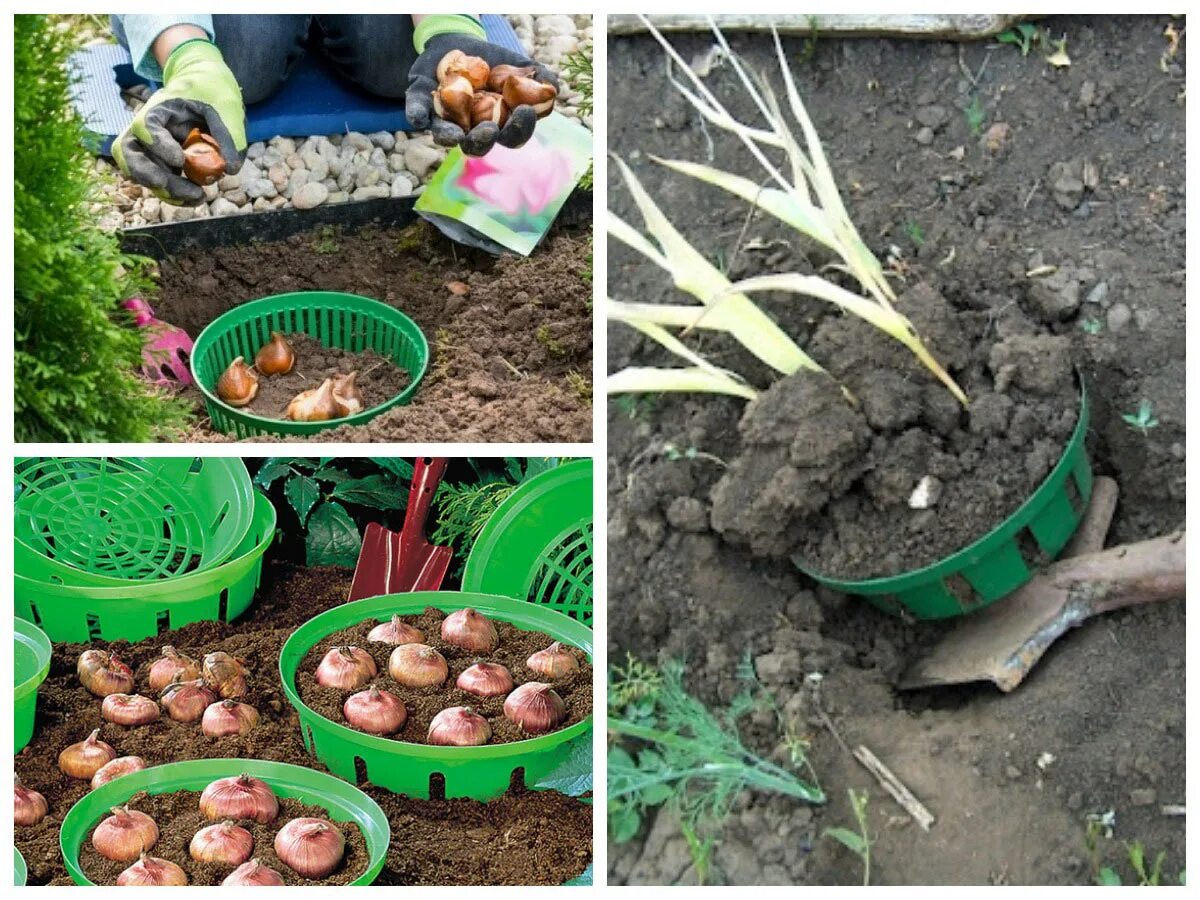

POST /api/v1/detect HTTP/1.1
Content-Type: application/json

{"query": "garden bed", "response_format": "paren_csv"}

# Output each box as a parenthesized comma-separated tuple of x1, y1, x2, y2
(128, 205, 592, 443)
(607, 15, 1184, 886)
(15, 563, 592, 886)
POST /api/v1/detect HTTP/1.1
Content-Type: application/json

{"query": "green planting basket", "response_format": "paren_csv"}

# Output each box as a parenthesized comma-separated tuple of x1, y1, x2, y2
(14, 457, 255, 588)
(15, 849, 26, 886)
(14, 618, 51, 753)
(191, 291, 429, 438)
(462, 460, 594, 625)
(280, 592, 593, 800)
(59, 759, 390, 886)
(797, 383, 1092, 620)
(14, 492, 275, 643)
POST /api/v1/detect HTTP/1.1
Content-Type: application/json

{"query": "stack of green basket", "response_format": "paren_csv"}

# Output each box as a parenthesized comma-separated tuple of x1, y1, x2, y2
(13, 458, 276, 643)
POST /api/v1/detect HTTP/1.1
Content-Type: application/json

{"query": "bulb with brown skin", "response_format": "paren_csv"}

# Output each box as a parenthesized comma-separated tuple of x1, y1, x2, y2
(217, 356, 259, 407)
(182, 128, 226, 186)
(202, 652, 249, 699)
(15, 777, 48, 826)
(433, 75, 474, 131)
(147, 646, 200, 693)
(526, 641, 579, 679)
(486, 64, 537, 93)
(503, 682, 567, 734)
(436, 50, 490, 90)
(502, 75, 557, 118)
(92, 756, 148, 789)
(101, 693, 161, 727)
(427, 706, 491, 746)
(78, 649, 135, 697)
(286, 378, 342, 422)
(255, 331, 295, 376)
(92, 806, 159, 862)
(470, 92, 510, 129)
(59, 729, 117, 780)
(332, 371, 363, 416)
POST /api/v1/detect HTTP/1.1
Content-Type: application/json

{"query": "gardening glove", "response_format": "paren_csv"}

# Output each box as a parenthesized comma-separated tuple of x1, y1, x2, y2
(112, 38, 245, 203)
(406, 22, 559, 157)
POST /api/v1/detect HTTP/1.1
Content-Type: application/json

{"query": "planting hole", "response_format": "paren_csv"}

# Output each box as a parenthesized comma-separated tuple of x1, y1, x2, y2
(1016, 527, 1050, 571)
(945, 574, 984, 611)
(187, 457, 204, 475)
(27, 603, 43, 627)
(86, 614, 102, 641)
(429, 773, 446, 800)
(218, 588, 229, 622)
(354, 756, 369, 784)
(210, 501, 230, 536)
(509, 767, 527, 791)
(156, 610, 171, 634)
(1064, 474, 1084, 517)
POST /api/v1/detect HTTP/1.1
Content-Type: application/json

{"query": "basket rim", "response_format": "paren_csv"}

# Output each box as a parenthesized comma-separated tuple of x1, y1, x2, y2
(58, 758, 391, 886)
(279, 591, 593, 761)
(14, 617, 51, 701)
(190, 291, 430, 434)
(794, 374, 1090, 594)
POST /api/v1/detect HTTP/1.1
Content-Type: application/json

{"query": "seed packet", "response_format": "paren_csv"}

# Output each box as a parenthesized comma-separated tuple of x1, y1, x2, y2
(415, 113, 592, 256)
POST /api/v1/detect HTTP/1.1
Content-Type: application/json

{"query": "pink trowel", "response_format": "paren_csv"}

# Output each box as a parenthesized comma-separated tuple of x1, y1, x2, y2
(123, 296, 194, 386)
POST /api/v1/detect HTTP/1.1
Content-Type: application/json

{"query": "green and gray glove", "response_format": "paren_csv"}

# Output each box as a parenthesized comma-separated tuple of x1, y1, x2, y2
(112, 39, 246, 203)
(406, 17, 559, 157)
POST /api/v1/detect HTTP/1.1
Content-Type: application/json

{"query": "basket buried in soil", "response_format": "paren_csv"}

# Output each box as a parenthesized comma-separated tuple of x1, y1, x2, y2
(156, 222, 592, 443)
(14, 564, 592, 886)
(296, 611, 592, 744)
(78, 791, 369, 886)
(706, 283, 1080, 580)
(236, 334, 408, 420)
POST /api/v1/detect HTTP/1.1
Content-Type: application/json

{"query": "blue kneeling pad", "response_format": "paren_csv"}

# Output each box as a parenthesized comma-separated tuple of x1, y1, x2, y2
(69, 14, 526, 155)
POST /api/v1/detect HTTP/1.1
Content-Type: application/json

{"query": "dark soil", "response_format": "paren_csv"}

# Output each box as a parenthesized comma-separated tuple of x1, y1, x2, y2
(240, 333, 407, 421)
(15, 563, 592, 886)
(156, 220, 592, 442)
(78, 792, 369, 886)
(296, 610, 593, 745)
(607, 14, 1184, 886)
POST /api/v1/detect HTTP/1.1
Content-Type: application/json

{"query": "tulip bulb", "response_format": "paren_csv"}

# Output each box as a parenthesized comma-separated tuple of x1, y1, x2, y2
(367, 614, 424, 645)
(92, 806, 159, 862)
(102, 693, 160, 727)
(59, 729, 117, 779)
(78, 649, 135, 697)
(456, 662, 514, 698)
(470, 92, 510, 128)
(388, 643, 448, 688)
(427, 706, 491, 746)
(526, 642, 579, 679)
(255, 331, 295, 375)
(217, 356, 259, 407)
(503, 682, 567, 734)
(15, 777, 48, 826)
(436, 50, 490, 90)
(502, 75, 557, 117)
(224, 859, 286, 886)
(92, 756, 148, 789)
(286, 378, 343, 422)
(441, 608, 499, 653)
(117, 853, 187, 886)
(182, 129, 226, 185)
(332, 371, 363, 416)
(274, 817, 345, 879)
(433, 75, 474, 131)
(486, 64, 537, 92)
(148, 646, 200, 693)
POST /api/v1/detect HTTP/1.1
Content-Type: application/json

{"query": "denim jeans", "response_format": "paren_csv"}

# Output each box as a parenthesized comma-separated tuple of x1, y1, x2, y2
(117, 15, 418, 105)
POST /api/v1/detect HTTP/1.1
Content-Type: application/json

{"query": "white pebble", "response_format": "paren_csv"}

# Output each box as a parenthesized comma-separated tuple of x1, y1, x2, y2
(301, 151, 329, 181)
(536, 15, 576, 37)
(404, 143, 444, 179)
(346, 131, 373, 152)
(388, 152, 407, 172)
(159, 203, 193, 223)
(292, 181, 329, 210)
(202, 182, 220, 202)
(353, 185, 390, 200)
(141, 197, 162, 222)
(368, 131, 395, 151)
(272, 136, 296, 155)
(391, 174, 415, 197)
(326, 191, 349, 204)
(218, 173, 240, 191)
(245, 141, 266, 161)
(210, 197, 240, 217)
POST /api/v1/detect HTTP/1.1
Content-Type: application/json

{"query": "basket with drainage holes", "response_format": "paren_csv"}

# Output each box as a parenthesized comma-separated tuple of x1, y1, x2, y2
(15, 617, 52, 753)
(14, 457, 255, 589)
(461, 460, 593, 625)
(190, 291, 429, 439)
(795, 379, 1092, 620)
(15, 492, 275, 643)
(59, 759, 391, 886)
(279, 592, 593, 801)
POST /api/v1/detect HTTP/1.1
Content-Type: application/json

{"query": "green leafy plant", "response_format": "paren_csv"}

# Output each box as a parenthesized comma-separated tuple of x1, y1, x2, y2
(901, 220, 925, 248)
(608, 656, 824, 884)
(997, 22, 1038, 55)
(15, 14, 191, 441)
(534, 733, 594, 885)
(607, 18, 967, 406)
(1122, 399, 1159, 435)
(613, 393, 660, 421)
(824, 788, 872, 885)
(561, 43, 593, 190)
(1085, 817, 1179, 886)
(255, 457, 411, 566)
(1080, 318, 1103, 335)
(964, 95, 986, 136)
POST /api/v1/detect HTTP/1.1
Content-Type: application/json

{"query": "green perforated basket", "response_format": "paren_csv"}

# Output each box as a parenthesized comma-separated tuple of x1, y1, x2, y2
(462, 460, 593, 625)
(796, 381, 1092, 620)
(191, 291, 429, 438)
(14, 618, 51, 753)
(280, 592, 593, 801)
(15, 492, 275, 643)
(59, 759, 390, 886)
(14, 457, 254, 588)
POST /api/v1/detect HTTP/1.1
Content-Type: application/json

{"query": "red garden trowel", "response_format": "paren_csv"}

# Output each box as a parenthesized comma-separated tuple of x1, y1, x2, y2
(123, 296, 194, 386)
(347, 457, 452, 601)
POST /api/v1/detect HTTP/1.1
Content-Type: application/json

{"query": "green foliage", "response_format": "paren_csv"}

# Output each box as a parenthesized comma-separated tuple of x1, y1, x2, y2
(613, 393, 659, 421)
(824, 788, 872, 885)
(1084, 816, 1180, 886)
(1080, 318, 1104, 335)
(311, 225, 341, 254)
(608, 656, 824, 883)
(1122, 399, 1159, 435)
(964, 95, 986, 137)
(997, 22, 1038, 56)
(901, 220, 925, 248)
(255, 457, 409, 566)
(561, 43, 593, 190)
(15, 14, 190, 441)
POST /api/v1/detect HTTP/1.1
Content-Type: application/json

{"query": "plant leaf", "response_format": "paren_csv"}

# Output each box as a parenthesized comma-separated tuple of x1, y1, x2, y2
(534, 733, 593, 797)
(330, 474, 408, 510)
(305, 500, 362, 566)
(608, 366, 759, 400)
(1097, 867, 1123, 886)
(824, 826, 867, 856)
(285, 474, 322, 525)
(369, 457, 415, 481)
(254, 458, 295, 488)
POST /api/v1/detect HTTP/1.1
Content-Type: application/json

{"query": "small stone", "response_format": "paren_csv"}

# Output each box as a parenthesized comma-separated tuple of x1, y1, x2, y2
(1028, 272, 1081, 322)
(141, 197, 162, 222)
(224, 189, 248, 206)
(191, 202, 210, 219)
(352, 184, 390, 200)
(301, 151, 329, 182)
(915, 126, 934, 146)
(244, 179, 277, 200)
(369, 147, 388, 168)
(389, 152, 408, 172)
(245, 141, 266, 161)
(357, 165, 382, 188)
(218, 173, 241, 191)
(1129, 788, 1157, 807)
(268, 164, 289, 189)
(536, 14, 576, 37)
(368, 131, 395, 151)
(336, 168, 356, 191)
(253, 197, 273, 211)
(390, 174, 415, 197)
(543, 34, 579, 58)
(404, 143, 444, 180)
(915, 104, 948, 129)
(665, 497, 708, 533)
(346, 131, 373, 152)
(1106, 302, 1132, 332)
(209, 197, 240, 217)
(283, 169, 310, 199)
(260, 147, 285, 168)
(1049, 161, 1085, 210)
(983, 122, 1011, 152)
(754, 649, 802, 684)
(447, 281, 470, 296)
(467, 373, 501, 399)
(273, 136, 296, 155)
(159, 203, 193, 223)
(1079, 80, 1097, 108)
(285, 153, 304, 170)
(292, 181, 329, 210)
(1004, 765, 1023, 781)
(326, 191, 349, 204)
(321, 178, 337, 191)
(393, 130, 408, 145)
(200, 182, 219, 202)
